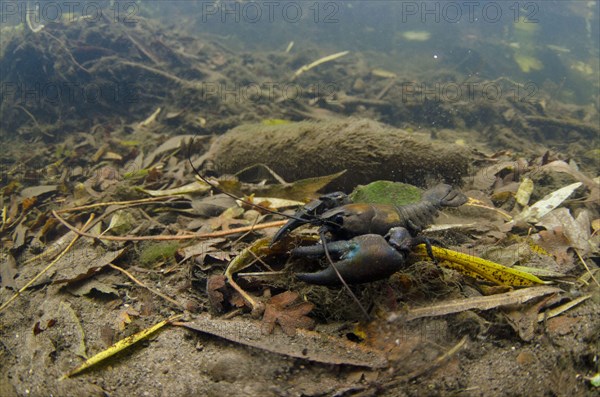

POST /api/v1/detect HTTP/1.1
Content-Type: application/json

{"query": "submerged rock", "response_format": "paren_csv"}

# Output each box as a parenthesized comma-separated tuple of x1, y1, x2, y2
(205, 118, 470, 191)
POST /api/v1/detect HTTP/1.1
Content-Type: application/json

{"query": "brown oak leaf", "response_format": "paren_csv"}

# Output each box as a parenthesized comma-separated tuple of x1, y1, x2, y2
(206, 275, 227, 312)
(262, 291, 315, 336)
(538, 227, 573, 268)
(206, 275, 246, 312)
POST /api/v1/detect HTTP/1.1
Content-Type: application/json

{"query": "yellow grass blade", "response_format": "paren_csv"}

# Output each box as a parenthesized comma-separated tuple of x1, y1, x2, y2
(61, 314, 182, 379)
(413, 245, 547, 287)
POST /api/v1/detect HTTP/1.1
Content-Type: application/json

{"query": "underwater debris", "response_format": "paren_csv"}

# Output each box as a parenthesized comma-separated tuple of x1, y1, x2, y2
(401, 31, 431, 41)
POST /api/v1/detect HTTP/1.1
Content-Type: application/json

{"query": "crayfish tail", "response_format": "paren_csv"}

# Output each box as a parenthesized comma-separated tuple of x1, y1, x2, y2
(422, 184, 467, 208)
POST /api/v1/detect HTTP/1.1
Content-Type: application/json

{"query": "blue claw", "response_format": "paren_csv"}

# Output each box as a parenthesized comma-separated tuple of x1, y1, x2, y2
(293, 229, 413, 285)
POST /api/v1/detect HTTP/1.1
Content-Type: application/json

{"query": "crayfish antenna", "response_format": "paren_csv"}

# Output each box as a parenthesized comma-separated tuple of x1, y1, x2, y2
(187, 137, 308, 223)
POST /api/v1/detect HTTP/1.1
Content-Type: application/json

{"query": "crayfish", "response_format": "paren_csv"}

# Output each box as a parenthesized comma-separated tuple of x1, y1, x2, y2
(263, 183, 464, 285)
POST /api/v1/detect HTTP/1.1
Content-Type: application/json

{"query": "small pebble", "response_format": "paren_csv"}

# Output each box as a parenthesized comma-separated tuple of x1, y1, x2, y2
(516, 351, 536, 365)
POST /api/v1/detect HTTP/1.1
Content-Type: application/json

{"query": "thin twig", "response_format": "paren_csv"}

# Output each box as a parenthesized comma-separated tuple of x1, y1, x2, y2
(406, 336, 467, 380)
(43, 30, 89, 73)
(574, 248, 600, 287)
(108, 264, 185, 310)
(0, 215, 95, 313)
(225, 275, 262, 315)
(247, 248, 275, 272)
(23, 207, 126, 266)
(237, 271, 286, 278)
(375, 78, 397, 100)
(120, 61, 196, 87)
(231, 212, 262, 246)
(385, 336, 467, 387)
(55, 196, 179, 213)
(52, 210, 286, 241)
(25, 1, 44, 32)
(291, 51, 350, 80)
(15, 105, 54, 137)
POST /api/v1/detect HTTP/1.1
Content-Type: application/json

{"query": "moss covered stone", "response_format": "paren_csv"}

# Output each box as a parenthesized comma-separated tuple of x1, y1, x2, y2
(349, 180, 422, 206)
(205, 118, 469, 191)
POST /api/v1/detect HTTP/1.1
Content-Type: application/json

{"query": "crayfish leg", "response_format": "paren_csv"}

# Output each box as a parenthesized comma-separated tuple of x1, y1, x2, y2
(411, 236, 437, 264)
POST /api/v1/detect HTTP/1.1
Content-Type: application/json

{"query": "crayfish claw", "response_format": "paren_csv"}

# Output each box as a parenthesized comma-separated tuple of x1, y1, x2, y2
(291, 240, 351, 258)
(271, 218, 304, 245)
(270, 191, 350, 245)
(295, 234, 407, 285)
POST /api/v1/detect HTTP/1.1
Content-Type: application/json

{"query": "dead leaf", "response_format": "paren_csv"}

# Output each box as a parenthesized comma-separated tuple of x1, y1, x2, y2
(412, 245, 547, 287)
(103, 210, 136, 235)
(190, 194, 237, 217)
(229, 291, 247, 308)
(0, 252, 18, 289)
(204, 251, 231, 263)
(33, 321, 48, 336)
(16, 243, 126, 287)
(514, 182, 582, 223)
(208, 207, 247, 231)
(21, 196, 37, 211)
(178, 314, 388, 368)
(503, 294, 556, 341)
(38, 217, 59, 239)
(262, 291, 315, 336)
(61, 301, 88, 359)
(537, 227, 574, 268)
(592, 218, 600, 235)
(140, 181, 210, 197)
(537, 208, 595, 255)
(142, 134, 200, 168)
(472, 161, 527, 190)
(12, 220, 28, 250)
(515, 177, 534, 206)
(66, 279, 119, 297)
(205, 274, 246, 311)
(241, 197, 305, 210)
(387, 286, 563, 322)
(206, 275, 227, 312)
(102, 152, 122, 161)
(115, 307, 140, 332)
(258, 170, 347, 201)
(56, 247, 127, 284)
(177, 238, 226, 267)
(541, 160, 600, 201)
(63, 315, 180, 379)
(20, 185, 57, 198)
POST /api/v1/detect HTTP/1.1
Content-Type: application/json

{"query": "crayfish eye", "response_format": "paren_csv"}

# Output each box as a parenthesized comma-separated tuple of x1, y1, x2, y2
(331, 214, 344, 226)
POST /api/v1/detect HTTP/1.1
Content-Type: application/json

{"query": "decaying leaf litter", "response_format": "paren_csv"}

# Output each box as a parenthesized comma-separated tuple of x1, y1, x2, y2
(1, 15, 599, 397)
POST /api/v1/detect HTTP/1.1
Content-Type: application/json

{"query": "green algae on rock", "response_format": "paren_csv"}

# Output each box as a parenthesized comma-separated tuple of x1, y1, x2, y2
(349, 181, 423, 206)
